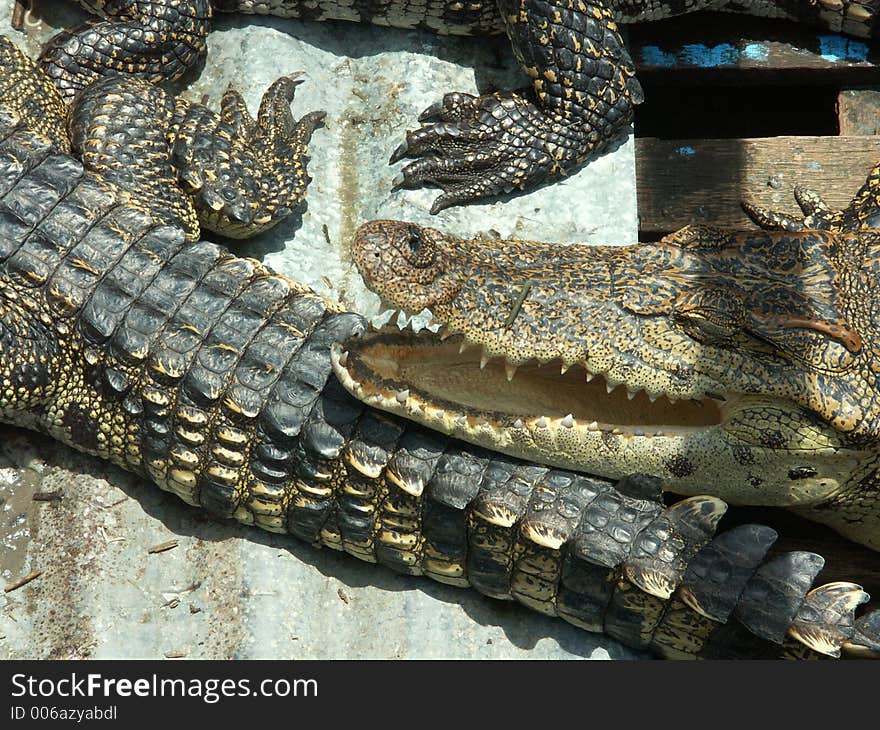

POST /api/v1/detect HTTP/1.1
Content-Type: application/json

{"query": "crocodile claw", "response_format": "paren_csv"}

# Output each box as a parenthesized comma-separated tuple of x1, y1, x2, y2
(389, 140, 409, 165)
(390, 90, 589, 214)
(418, 100, 445, 122)
(742, 200, 808, 232)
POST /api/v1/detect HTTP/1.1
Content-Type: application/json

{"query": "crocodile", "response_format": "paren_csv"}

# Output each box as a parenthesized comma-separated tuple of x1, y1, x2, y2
(36, 0, 880, 213)
(1, 64, 880, 658)
(0, 34, 323, 240)
(332, 180, 880, 557)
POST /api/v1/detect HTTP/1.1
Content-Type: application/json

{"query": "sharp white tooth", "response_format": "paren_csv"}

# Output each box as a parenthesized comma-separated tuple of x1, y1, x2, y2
(513, 419, 525, 429)
(479, 419, 490, 428)
(395, 389, 409, 404)
(560, 363, 570, 375)
(561, 414, 574, 428)
(612, 428, 622, 435)
(606, 382, 615, 394)
(338, 350, 349, 366)
(587, 421, 599, 431)
(634, 429, 645, 436)
(654, 430, 664, 437)
(535, 417, 548, 428)
(585, 372, 594, 383)
(505, 362, 517, 381)
(626, 387, 637, 401)
(648, 392, 658, 403)
(459, 342, 469, 355)
(480, 353, 491, 370)
(440, 329, 454, 341)
(456, 415, 468, 426)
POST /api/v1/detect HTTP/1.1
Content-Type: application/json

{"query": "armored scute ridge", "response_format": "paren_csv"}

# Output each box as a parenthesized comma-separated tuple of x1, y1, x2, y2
(0, 113, 877, 657)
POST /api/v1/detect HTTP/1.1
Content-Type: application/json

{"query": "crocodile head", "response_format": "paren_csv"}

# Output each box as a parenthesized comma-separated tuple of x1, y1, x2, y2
(332, 220, 880, 549)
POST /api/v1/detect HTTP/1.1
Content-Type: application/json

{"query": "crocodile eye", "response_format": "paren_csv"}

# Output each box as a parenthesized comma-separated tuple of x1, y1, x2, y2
(405, 226, 422, 254)
(399, 225, 435, 268)
(673, 285, 746, 344)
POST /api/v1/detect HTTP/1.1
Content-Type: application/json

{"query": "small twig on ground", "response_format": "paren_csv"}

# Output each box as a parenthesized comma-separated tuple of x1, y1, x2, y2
(4, 569, 42, 593)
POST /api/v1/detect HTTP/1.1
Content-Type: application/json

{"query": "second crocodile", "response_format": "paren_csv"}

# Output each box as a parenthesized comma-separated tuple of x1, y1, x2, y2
(338, 208, 880, 554)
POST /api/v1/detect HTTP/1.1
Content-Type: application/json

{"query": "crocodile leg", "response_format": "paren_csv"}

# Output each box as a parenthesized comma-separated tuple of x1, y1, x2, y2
(39, 0, 213, 103)
(392, 0, 643, 213)
(0, 113, 875, 658)
(744, 160, 880, 233)
(2, 35, 324, 239)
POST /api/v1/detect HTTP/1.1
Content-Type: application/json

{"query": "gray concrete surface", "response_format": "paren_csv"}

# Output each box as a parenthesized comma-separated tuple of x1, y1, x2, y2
(0, 2, 643, 659)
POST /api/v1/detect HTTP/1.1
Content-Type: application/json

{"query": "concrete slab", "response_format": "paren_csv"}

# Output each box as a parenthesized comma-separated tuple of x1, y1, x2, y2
(0, 2, 643, 659)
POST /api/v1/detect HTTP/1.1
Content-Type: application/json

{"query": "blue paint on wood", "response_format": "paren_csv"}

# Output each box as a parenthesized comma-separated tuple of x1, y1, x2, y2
(641, 41, 769, 67)
(741, 43, 769, 62)
(640, 45, 677, 66)
(818, 35, 869, 63)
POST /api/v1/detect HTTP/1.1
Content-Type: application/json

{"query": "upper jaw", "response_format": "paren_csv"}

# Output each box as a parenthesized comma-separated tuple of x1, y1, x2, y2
(331, 323, 732, 441)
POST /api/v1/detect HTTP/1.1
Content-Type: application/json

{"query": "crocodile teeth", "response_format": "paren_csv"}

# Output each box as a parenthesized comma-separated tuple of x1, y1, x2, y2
(513, 419, 525, 429)
(626, 387, 637, 401)
(338, 350, 349, 366)
(456, 415, 467, 425)
(459, 342, 469, 354)
(560, 363, 570, 375)
(648, 392, 658, 403)
(587, 421, 599, 431)
(606, 382, 616, 395)
(561, 414, 574, 428)
(585, 372, 594, 382)
(480, 353, 491, 370)
(440, 329, 454, 341)
(395, 389, 409, 404)
(535, 417, 549, 428)
(505, 362, 517, 381)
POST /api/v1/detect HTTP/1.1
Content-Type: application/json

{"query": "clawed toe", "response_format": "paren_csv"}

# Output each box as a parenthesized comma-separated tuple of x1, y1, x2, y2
(389, 90, 591, 212)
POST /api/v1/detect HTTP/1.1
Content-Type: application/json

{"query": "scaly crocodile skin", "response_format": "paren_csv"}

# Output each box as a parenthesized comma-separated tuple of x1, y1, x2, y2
(39, 0, 880, 212)
(1, 36, 323, 239)
(0, 107, 877, 657)
(337, 207, 880, 553)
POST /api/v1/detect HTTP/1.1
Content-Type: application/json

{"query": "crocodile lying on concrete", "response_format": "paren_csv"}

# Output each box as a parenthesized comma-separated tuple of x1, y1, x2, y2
(1, 75, 879, 657)
(336, 197, 880, 557)
(0, 34, 323, 240)
(39, 0, 880, 212)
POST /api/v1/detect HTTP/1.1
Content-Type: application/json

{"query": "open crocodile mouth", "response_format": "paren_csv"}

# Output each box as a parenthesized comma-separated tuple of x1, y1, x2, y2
(331, 316, 867, 511)
(332, 325, 726, 439)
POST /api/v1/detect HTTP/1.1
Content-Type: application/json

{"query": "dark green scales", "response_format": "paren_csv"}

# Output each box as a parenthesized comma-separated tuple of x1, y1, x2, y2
(41, 0, 880, 212)
(0, 41, 878, 658)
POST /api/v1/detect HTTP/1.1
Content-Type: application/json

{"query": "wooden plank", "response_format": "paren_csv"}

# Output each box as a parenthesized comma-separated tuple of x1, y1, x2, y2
(630, 13, 880, 83)
(838, 88, 880, 135)
(636, 136, 880, 233)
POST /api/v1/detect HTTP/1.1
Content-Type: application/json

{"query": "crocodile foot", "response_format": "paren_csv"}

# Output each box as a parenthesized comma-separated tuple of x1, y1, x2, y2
(744, 163, 880, 233)
(175, 74, 327, 239)
(390, 90, 601, 214)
